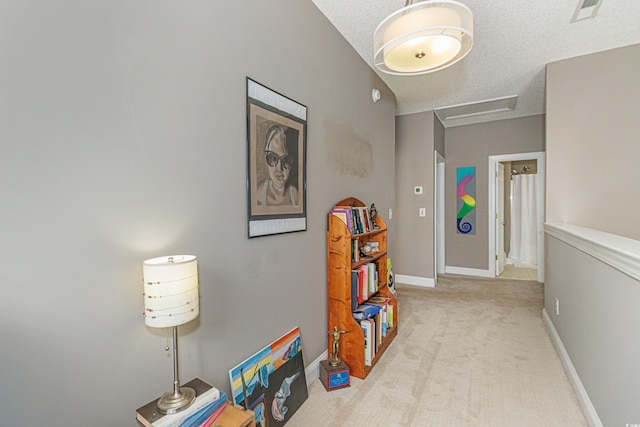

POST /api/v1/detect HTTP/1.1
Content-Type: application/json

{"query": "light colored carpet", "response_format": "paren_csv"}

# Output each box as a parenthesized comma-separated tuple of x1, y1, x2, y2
(500, 264, 538, 281)
(288, 275, 587, 426)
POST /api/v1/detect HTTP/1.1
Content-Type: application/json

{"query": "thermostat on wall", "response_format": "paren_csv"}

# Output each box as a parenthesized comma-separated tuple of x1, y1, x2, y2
(414, 186, 423, 195)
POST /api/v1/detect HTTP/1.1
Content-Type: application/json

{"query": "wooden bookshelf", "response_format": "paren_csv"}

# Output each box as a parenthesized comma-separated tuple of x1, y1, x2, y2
(327, 197, 398, 379)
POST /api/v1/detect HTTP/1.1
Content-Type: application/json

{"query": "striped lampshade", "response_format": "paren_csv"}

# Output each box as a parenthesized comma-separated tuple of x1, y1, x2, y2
(143, 255, 199, 328)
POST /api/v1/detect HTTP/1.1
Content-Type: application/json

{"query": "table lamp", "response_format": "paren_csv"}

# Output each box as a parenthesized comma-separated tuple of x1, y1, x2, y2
(143, 255, 199, 414)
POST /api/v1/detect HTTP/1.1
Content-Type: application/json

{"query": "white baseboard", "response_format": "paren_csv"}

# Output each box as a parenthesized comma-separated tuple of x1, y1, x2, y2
(542, 308, 602, 427)
(395, 274, 435, 288)
(305, 350, 327, 386)
(445, 266, 492, 278)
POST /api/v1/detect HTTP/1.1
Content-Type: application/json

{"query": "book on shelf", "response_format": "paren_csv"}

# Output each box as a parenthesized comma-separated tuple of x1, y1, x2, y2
(368, 296, 391, 304)
(360, 318, 373, 366)
(371, 296, 393, 329)
(371, 315, 379, 354)
(350, 270, 360, 310)
(342, 205, 374, 234)
(135, 378, 222, 427)
(352, 302, 381, 320)
(375, 312, 382, 347)
(353, 208, 363, 234)
(367, 313, 378, 354)
(379, 305, 388, 338)
(357, 207, 371, 233)
(351, 240, 360, 262)
(330, 208, 353, 234)
(365, 297, 390, 338)
(353, 301, 391, 347)
(358, 264, 369, 301)
(355, 207, 367, 232)
(331, 205, 380, 235)
(367, 262, 377, 294)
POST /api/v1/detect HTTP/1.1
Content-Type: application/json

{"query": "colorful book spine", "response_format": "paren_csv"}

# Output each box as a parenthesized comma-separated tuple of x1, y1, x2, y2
(199, 401, 227, 427)
(177, 391, 226, 427)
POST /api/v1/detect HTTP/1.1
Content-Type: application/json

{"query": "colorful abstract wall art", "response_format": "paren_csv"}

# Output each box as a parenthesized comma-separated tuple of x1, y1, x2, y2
(456, 167, 476, 235)
(229, 327, 308, 426)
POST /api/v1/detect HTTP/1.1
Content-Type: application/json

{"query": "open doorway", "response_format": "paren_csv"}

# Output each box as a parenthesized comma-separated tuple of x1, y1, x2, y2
(488, 152, 545, 283)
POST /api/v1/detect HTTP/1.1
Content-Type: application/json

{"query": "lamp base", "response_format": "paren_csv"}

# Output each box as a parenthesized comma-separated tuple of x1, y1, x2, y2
(157, 386, 196, 415)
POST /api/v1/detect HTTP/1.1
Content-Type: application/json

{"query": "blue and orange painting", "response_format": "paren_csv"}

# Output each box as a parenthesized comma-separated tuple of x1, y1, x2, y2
(229, 327, 307, 426)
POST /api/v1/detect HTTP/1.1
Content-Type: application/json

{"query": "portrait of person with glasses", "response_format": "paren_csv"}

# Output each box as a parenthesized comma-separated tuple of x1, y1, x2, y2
(257, 125, 298, 206)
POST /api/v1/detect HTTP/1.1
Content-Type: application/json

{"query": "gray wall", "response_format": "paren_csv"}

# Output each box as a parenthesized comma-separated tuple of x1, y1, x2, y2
(545, 236, 640, 426)
(546, 43, 640, 240)
(545, 44, 640, 425)
(395, 112, 435, 280)
(0, 2, 396, 425)
(444, 115, 545, 270)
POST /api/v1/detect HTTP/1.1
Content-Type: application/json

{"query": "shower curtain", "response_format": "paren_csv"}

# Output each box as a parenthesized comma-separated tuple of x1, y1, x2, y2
(508, 173, 537, 268)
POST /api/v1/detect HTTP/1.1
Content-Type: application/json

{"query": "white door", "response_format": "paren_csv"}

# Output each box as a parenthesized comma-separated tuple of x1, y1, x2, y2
(496, 162, 505, 276)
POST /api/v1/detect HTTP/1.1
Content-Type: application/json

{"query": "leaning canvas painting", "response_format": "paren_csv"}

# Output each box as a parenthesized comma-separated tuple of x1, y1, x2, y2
(229, 327, 308, 426)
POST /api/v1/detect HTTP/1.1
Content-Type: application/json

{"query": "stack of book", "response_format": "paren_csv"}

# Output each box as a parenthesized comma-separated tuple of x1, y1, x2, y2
(136, 378, 227, 427)
(330, 205, 376, 235)
(350, 262, 380, 308)
(367, 296, 392, 334)
(352, 296, 393, 366)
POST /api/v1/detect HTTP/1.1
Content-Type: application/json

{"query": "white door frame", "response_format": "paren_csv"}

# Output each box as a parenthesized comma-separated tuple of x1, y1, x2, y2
(434, 151, 445, 285)
(496, 162, 505, 276)
(488, 152, 545, 283)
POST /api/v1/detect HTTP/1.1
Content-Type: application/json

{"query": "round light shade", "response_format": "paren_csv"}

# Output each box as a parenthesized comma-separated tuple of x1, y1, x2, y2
(143, 255, 199, 328)
(374, 0, 473, 75)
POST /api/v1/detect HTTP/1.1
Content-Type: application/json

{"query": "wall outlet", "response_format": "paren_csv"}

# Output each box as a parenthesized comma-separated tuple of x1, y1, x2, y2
(419, 208, 426, 217)
(388, 208, 392, 219)
(555, 297, 560, 316)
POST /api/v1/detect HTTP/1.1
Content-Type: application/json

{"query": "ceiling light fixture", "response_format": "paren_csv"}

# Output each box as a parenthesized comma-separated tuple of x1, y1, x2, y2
(374, 0, 473, 76)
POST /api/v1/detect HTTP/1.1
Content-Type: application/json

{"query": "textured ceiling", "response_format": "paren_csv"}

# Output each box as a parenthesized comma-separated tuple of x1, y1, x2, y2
(312, 0, 640, 126)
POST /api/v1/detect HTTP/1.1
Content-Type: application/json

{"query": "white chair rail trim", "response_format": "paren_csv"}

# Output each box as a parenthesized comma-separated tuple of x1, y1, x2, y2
(544, 222, 640, 282)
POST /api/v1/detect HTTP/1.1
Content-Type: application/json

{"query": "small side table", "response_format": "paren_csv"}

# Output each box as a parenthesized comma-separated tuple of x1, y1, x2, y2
(214, 401, 255, 427)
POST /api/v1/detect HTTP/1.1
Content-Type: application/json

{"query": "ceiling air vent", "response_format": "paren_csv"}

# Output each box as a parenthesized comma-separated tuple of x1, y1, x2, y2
(434, 95, 518, 122)
(571, 0, 603, 22)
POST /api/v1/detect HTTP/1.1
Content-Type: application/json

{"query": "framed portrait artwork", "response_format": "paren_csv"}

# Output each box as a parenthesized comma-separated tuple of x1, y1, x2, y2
(246, 78, 307, 238)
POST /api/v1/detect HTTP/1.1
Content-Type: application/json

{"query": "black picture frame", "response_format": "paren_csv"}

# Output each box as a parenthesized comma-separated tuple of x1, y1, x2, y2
(246, 78, 307, 238)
